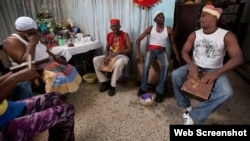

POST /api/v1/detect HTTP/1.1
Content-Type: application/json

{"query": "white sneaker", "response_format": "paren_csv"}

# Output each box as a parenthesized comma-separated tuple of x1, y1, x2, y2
(186, 106, 192, 112)
(183, 111, 194, 125)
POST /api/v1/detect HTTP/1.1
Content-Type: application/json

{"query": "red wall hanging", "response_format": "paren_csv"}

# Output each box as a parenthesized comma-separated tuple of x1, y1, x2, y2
(134, 0, 161, 8)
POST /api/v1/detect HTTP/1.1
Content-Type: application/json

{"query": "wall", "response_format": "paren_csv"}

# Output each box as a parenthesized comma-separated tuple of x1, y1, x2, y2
(152, 0, 176, 27)
(150, 0, 176, 57)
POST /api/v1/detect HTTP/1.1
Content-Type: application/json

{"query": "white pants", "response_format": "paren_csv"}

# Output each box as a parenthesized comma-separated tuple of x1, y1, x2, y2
(93, 55, 129, 87)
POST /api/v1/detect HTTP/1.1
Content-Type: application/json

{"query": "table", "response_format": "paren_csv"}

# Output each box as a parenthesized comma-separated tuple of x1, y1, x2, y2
(50, 40, 103, 75)
(50, 40, 103, 62)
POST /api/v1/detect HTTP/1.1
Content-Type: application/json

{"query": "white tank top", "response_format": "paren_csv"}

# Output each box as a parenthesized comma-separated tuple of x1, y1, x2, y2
(149, 25, 168, 47)
(8, 34, 50, 67)
(193, 28, 228, 68)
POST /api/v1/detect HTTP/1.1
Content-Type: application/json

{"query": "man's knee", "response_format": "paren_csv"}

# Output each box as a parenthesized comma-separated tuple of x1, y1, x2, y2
(222, 87, 234, 99)
(171, 69, 178, 78)
(93, 56, 99, 63)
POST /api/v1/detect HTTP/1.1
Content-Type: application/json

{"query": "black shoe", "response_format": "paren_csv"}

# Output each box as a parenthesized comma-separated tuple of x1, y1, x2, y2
(99, 81, 110, 92)
(108, 87, 116, 96)
(137, 88, 145, 97)
(155, 94, 164, 103)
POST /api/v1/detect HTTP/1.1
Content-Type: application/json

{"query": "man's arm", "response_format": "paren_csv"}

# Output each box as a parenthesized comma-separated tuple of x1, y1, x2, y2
(3, 38, 28, 64)
(102, 41, 112, 66)
(215, 32, 244, 76)
(47, 50, 67, 64)
(3, 32, 40, 64)
(0, 68, 39, 102)
(181, 32, 198, 75)
(135, 26, 153, 62)
(104, 42, 111, 57)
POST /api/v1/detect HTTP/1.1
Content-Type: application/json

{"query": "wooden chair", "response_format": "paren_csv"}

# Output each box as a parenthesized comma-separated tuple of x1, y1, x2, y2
(136, 54, 175, 95)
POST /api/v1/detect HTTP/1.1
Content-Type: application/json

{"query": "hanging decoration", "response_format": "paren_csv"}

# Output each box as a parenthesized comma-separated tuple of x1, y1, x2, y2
(134, 0, 161, 9)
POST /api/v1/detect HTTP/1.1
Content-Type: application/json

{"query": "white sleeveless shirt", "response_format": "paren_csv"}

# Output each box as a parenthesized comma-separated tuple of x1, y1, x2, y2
(149, 25, 168, 48)
(8, 34, 50, 67)
(193, 28, 228, 68)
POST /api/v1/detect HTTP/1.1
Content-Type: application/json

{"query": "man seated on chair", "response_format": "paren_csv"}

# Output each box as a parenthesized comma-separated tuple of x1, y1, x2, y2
(171, 5, 243, 125)
(3, 16, 82, 95)
(135, 11, 181, 103)
(93, 19, 132, 96)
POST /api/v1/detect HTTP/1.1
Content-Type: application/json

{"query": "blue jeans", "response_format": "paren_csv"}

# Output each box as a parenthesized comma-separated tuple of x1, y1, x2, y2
(11, 81, 33, 101)
(171, 64, 233, 124)
(140, 49, 169, 95)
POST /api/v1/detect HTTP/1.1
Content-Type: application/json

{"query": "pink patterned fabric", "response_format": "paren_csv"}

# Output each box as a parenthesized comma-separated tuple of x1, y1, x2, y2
(0, 92, 75, 141)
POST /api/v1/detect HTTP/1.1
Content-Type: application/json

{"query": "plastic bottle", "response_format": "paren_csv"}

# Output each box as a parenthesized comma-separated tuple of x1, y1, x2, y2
(58, 36, 63, 46)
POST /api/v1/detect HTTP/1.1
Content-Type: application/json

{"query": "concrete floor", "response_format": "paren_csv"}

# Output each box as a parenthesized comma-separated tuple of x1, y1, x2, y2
(33, 70, 250, 141)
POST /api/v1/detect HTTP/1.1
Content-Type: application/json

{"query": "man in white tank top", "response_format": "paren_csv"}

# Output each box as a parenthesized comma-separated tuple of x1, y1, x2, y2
(171, 5, 244, 125)
(136, 11, 181, 103)
(3, 16, 81, 96)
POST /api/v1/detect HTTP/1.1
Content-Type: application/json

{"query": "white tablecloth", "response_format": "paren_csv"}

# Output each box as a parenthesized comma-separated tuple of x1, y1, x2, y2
(50, 40, 103, 61)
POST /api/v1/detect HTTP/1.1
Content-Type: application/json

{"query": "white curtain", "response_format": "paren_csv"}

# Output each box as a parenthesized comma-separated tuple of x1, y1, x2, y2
(60, 0, 151, 54)
(1, 0, 151, 51)
(60, 0, 152, 74)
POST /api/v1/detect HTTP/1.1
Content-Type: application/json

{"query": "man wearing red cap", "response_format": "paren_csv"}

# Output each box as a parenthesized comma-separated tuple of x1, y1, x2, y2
(93, 18, 132, 96)
(171, 5, 244, 125)
(136, 11, 181, 103)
